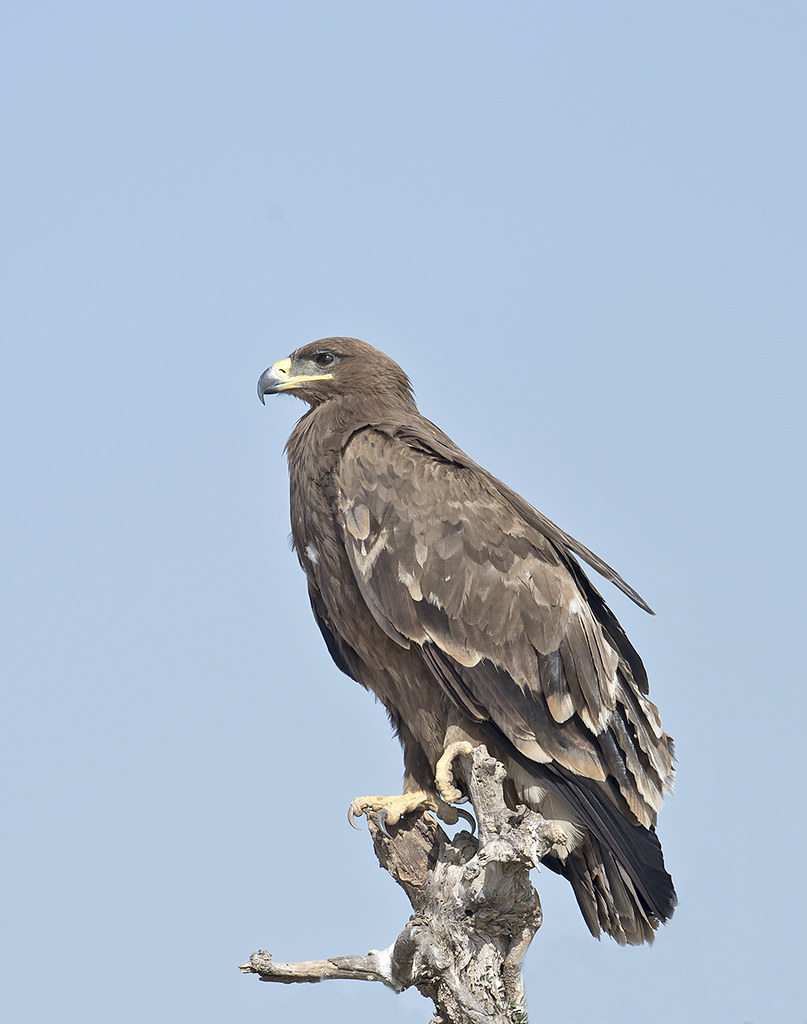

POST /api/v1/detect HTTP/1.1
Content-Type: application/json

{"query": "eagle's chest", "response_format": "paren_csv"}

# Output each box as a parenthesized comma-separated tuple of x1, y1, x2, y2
(288, 457, 371, 644)
(289, 462, 342, 581)
(286, 414, 375, 611)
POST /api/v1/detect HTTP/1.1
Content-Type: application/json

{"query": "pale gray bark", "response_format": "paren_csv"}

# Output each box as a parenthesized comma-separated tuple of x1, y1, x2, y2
(240, 746, 562, 1023)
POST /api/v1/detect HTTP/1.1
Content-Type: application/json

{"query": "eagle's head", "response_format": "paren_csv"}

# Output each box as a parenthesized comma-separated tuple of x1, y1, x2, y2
(258, 337, 414, 408)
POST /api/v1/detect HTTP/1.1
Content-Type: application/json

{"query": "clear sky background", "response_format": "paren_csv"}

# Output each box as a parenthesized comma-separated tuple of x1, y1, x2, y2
(3, 3, 805, 1022)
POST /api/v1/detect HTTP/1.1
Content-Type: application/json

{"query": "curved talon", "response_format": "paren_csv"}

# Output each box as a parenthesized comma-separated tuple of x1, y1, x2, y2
(347, 790, 436, 832)
(455, 807, 476, 833)
(347, 805, 364, 830)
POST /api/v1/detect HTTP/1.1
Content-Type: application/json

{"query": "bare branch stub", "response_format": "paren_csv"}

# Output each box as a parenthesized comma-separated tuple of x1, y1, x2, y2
(238, 950, 403, 988)
(241, 746, 558, 1023)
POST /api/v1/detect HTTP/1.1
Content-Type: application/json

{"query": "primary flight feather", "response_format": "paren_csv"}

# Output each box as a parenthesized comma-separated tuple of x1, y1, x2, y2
(258, 337, 676, 945)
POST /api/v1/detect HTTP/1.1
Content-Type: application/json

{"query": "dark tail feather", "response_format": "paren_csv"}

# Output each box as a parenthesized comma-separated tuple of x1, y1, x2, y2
(555, 832, 672, 945)
(476, 723, 677, 944)
(548, 770, 677, 943)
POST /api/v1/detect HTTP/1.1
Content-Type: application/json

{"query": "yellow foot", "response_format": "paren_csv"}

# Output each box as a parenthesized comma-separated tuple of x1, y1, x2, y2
(435, 741, 475, 803)
(347, 790, 459, 832)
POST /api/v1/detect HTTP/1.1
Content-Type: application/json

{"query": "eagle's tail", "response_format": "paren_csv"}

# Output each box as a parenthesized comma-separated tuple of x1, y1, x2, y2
(555, 826, 675, 945)
(537, 763, 677, 945)
(477, 722, 677, 945)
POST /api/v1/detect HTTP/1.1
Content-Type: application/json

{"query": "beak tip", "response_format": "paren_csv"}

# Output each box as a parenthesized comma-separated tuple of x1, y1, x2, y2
(257, 366, 275, 404)
(258, 361, 290, 403)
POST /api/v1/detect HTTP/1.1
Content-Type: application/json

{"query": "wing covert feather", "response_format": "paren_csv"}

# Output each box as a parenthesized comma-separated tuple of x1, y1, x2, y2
(337, 428, 672, 824)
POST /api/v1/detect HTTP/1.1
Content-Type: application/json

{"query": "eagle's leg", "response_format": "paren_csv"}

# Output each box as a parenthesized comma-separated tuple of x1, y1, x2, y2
(347, 791, 460, 832)
(435, 740, 475, 803)
(347, 724, 476, 834)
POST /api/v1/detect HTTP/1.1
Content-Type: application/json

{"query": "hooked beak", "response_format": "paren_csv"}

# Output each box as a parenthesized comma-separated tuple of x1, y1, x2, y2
(257, 358, 292, 403)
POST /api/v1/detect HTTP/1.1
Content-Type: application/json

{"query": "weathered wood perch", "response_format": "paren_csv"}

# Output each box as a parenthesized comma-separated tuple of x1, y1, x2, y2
(240, 745, 567, 1023)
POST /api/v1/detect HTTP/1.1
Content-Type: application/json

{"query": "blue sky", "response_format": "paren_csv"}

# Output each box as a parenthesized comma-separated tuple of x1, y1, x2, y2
(3, 3, 805, 1022)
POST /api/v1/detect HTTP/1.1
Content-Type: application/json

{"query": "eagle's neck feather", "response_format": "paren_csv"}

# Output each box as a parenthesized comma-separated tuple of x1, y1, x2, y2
(286, 394, 418, 464)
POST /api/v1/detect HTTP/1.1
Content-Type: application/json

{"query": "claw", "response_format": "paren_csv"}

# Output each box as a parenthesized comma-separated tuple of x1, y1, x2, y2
(455, 807, 476, 834)
(347, 790, 436, 833)
(347, 805, 364, 830)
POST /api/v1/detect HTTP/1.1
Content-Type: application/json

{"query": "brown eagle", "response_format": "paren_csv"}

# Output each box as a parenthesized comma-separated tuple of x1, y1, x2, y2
(258, 337, 676, 945)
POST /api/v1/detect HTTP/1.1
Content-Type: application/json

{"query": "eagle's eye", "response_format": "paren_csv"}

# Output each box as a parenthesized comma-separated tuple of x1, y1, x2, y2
(314, 352, 335, 367)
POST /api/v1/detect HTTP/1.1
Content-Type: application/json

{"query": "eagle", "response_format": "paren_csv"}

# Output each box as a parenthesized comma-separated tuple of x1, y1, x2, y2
(258, 337, 676, 945)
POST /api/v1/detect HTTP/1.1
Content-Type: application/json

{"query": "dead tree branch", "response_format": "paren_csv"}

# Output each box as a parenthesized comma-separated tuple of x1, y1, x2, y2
(240, 745, 564, 1023)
